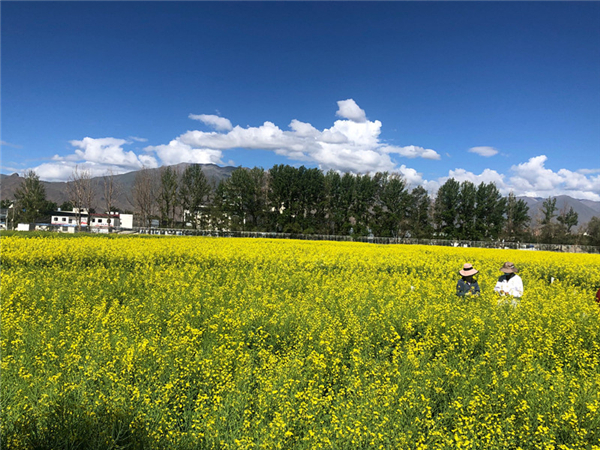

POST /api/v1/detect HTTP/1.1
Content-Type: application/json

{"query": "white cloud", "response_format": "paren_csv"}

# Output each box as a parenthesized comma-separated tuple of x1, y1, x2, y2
(421, 156, 600, 201)
(397, 165, 425, 187)
(507, 155, 600, 200)
(31, 161, 122, 182)
(189, 114, 233, 131)
(19, 100, 435, 181)
(27, 137, 159, 182)
(128, 136, 148, 142)
(1, 140, 23, 149)
(67, 137, 156, 168)
(147, 139, 224, 166)
(30, 162, 80, 182)
(383, 145, 441, 160)
(578, 168, 600, 175)
(446, 168, 507, 190)
(145, 100, 441, 175)
(510, 155, 566, 192)
(468, 146, 498, 157)
(336, 99, 367, 123)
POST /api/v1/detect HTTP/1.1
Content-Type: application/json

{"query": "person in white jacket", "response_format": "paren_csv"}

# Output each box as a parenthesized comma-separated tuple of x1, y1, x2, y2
(494, 262, 523, 301)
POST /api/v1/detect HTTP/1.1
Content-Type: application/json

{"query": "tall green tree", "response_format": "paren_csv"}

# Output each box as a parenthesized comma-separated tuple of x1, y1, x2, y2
(267, 165, 301, 233)
(296, 167, 325, 234)
(338, 172, 356, 235)
(474, 182, 506, 240)
(159, 166, 179, 227)
(434, 178, 461, 239)
(557, 206, 578, 234)
(540, 197, 557, 225)
(457, 181, 477, 240)
(372, 173, 409, 238)
(407, 186, 432, 239)
(218, 167, 267, 231)
(179, 165, 211, 229)
(539, 196, 558, 243)
(503, 192, 530, 241)
(351, 173, 378, 236)
(586, 216, 600, 247)
(323, 170, 344, 235)
(14, 170, 47, 224)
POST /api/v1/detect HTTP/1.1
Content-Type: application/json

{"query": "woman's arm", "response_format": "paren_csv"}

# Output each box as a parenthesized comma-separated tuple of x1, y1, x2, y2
(456, 280, 467, 296)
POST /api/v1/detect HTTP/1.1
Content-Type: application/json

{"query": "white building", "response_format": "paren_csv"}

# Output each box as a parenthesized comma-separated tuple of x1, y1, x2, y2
(51, 210, 133, 232)
(119, 214, 133, 229)
(51, 211, 88, 229)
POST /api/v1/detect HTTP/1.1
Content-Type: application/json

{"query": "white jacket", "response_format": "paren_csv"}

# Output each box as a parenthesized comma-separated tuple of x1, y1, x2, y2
(494, 274, 523, 298)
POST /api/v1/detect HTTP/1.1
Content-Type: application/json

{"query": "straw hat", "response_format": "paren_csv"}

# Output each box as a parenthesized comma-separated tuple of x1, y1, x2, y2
(500, 262, 518, 274)
(459, 263, 478, 277)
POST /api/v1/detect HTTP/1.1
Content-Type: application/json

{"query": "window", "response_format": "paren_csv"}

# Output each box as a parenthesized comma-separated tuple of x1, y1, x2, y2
(92, 218, 96, 223)
(97, 219, 103, 224)
(69, 219, 73, 224)
(53, 217, 58, 221)
(62, 217, 67, 222)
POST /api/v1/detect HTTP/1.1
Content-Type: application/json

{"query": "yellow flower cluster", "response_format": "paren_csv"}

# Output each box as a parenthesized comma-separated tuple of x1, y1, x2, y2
(2, 235, 600, 449)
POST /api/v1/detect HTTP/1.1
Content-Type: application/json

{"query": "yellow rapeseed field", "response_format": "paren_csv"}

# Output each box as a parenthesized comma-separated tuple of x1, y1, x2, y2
(1, 235, 599, 449)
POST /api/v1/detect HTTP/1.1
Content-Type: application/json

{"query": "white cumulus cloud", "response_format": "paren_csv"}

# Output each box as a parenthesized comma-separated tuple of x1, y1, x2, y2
(423, 155, 600, 201)
(468, 146, 498, 157)
(578, 168, 600, 175)
(148, 139, 224, 166)
(28, 137, 158, 181)
(383, 145, 441, 160)
(336, 99, 367, 123)
(189, 114, 233, 131)
(144, 100, 441, 175)
(446, 168, 507, 190)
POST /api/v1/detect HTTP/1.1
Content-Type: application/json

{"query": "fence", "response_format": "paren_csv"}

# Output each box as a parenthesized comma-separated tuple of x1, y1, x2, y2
(131, 227, 600, 254)
(8, 223, 598, 254)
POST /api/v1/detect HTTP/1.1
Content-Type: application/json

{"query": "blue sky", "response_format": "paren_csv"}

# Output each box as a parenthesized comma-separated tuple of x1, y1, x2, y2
(2, 2, 600, 200)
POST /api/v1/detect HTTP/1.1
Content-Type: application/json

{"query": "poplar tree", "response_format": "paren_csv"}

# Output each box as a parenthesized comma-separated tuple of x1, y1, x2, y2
(14, 170, 47, 224)
(218, 167, 267, 231)
(407, 186, 432, 239)
(474, 182, 506, 240)
(503, 192, 530, 241)
(132, 167, 158, 228)
(67, 166, 95, 231)
(434, 178, 460, 239)
(457, 181, 477, 240)
(159, 166, 179, 227)
(179, 165, 211, 229)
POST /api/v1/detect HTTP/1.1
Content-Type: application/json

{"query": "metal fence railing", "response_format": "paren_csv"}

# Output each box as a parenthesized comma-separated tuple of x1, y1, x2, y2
(130, 227, 600, 254)
(7, 224, 598, 254)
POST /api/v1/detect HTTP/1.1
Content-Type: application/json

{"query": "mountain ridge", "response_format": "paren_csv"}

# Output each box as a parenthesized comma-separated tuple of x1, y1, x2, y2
(0, 163, 237, 212)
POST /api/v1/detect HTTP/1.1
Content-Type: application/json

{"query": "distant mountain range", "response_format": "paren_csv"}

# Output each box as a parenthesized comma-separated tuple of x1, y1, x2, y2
(2, 164, 599, 226)
(0, 163, 236, 212)
(516, 195, 600, 228)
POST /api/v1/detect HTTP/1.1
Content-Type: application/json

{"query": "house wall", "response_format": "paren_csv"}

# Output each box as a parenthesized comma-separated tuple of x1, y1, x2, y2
(89, 216, 120, 228)
(51, 215, 88, 226)
(119, 214, 133, 229)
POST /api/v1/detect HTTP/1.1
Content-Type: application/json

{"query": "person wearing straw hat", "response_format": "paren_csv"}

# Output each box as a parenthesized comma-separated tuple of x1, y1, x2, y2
(456, 263, 481, 297)
(494, 262, 523, 298)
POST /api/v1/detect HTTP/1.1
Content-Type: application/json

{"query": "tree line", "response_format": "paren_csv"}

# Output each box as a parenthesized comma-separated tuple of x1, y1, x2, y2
(130, 164, 597, 245)
(4, 165, 600, 246)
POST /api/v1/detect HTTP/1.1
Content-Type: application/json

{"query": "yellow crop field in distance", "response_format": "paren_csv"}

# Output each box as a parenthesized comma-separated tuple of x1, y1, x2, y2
(2, 235, 600, 449)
